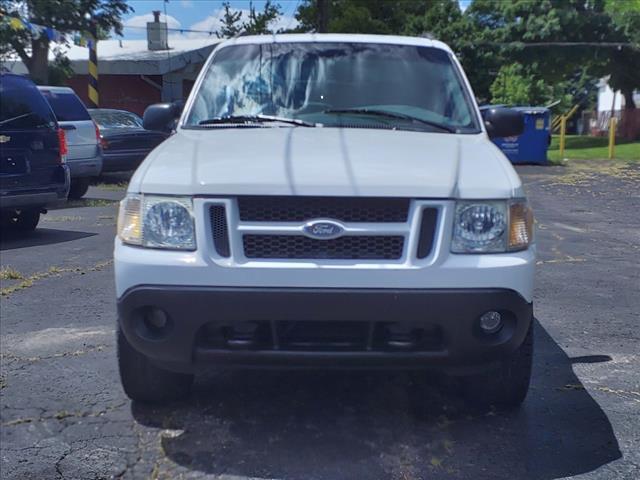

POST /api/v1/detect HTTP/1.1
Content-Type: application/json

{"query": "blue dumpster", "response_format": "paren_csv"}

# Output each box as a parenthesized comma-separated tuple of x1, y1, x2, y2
(491, 107, 550, 164)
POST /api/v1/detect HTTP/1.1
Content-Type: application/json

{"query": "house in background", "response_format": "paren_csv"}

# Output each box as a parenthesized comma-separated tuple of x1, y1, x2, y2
(0, 13, 220, 115)
(595, 77, 640, 132)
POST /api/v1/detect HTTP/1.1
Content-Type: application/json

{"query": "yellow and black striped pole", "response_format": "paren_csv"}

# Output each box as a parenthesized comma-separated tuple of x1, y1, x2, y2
(88, 23, 99, 108)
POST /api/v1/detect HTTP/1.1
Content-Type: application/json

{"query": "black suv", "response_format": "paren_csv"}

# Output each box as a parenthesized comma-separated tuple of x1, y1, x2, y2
(0, 74, 70, 231)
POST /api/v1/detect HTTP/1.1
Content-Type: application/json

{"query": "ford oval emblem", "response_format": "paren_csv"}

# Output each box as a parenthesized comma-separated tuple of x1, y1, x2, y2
(303, 220, 344, 240)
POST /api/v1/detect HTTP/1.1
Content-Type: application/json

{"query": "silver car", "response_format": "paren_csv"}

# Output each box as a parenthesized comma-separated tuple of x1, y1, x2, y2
(38, 86, 102, 199)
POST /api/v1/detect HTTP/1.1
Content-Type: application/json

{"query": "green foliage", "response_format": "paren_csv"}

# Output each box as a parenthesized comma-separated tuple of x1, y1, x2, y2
(604, 0, 640, 109)
(548, 135, 640, 161)
(294, 0, 432, 34)
(490, 64, 544, 106)
(0, 0, 132, 83)
(47, 50, 74, 86)
(215, 0, 283, 37)
(242, 0, 282, 35)
(217, 2, 243, 38)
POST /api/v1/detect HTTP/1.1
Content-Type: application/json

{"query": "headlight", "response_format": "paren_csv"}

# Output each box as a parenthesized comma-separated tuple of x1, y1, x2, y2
(117, 194, 196, 250)
(452, 200, 533, 253)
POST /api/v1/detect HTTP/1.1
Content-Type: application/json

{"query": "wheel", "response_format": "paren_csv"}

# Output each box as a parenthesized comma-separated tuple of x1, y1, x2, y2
(14, 209, 41, 231)
(117, 326, 193, 403)
(463, 322, 534, 409)
(68, 177, 90, 199)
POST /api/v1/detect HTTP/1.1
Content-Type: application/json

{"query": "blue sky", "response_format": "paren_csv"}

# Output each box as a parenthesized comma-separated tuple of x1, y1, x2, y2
(122, 1, 302, 38)
(121, 0, 472, 39)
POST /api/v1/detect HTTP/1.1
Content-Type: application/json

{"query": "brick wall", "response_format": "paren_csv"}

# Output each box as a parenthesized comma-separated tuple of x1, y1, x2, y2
(66, 74, 163, 116)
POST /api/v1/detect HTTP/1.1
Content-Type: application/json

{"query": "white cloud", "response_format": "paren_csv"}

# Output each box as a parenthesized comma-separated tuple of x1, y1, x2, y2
(124, 13, 181, 30)
(187, 7, 298, 38)
(180, 0, 193, 7)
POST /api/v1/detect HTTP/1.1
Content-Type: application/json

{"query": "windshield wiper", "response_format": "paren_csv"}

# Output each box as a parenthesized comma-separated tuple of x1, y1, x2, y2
(198, 115, 316, 127)
(323, 108, 457, 133)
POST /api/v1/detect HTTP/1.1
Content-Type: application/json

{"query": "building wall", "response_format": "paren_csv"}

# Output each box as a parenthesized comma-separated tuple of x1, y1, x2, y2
(597, 82, 622, 113)
(65, 74, 163, 116)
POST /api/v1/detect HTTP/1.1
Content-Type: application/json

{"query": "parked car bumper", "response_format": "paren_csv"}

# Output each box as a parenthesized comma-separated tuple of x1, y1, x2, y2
(101, 150, 148, 172)
(67, 154, 102, 178)
(117, 285, 533, 375)
(0, 165, 70, 209)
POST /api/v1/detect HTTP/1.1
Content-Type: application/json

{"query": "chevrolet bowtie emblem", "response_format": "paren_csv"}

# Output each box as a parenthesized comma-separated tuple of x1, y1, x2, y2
(0, 135, 10, 143)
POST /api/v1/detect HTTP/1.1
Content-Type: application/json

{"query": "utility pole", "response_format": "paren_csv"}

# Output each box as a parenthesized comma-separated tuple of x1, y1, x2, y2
(317, 0, 329, 33)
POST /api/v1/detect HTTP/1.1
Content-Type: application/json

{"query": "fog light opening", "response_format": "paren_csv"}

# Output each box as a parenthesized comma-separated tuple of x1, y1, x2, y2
(479, 311, 503, 335)
(143, 307, 169, 334)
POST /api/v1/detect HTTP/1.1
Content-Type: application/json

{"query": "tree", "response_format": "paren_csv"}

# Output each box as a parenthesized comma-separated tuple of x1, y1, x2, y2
(293, 0, 431, 34)
(465, 0, 616, 85)
(215, 0, 283, 38)
(401, 1, 497, 102)
(242, 0, 282, 35)
(217, 1, 243, 38)
(490, 64, 542, 106)
(0, 0, 132, 84)
(605, 0, 640, 110)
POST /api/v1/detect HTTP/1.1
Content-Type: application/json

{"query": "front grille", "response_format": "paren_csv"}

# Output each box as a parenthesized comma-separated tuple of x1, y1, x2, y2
(243, 235, 404, 260)
(416, 208, 439, 258)
(209, 205, 230, 257)
(197, 320, 444, 353)
(238, 196, 410, 222)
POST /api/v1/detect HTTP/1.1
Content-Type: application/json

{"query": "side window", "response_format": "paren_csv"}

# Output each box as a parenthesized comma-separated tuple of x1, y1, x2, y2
(0, 76, 56, 130)
(40, 91, 91, 122)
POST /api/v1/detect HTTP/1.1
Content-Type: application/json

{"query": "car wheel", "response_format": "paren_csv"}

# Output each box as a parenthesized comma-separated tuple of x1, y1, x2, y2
(14, 209, 41, 231)
(463, 322, 534, 409)
(117, 326, 193, 403)
(68, 177, 90, 199)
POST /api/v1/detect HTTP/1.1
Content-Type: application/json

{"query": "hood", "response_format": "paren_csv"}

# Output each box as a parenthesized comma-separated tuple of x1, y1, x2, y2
(130, 127, 522, 198)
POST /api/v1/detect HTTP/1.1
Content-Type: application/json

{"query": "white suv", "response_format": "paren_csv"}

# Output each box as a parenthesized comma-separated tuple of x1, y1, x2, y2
(115, 34, 535, 407)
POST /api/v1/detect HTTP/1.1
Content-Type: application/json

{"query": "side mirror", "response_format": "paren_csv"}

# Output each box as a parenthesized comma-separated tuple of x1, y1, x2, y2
(482, 107, 525, 139)
(143, 101, 183, 132)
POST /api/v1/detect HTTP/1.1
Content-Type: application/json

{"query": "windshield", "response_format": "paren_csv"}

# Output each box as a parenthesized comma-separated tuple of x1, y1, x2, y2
(185, 42, 480, 133)
(0, 76, 56, 131)
(40, 91, 91, 122)
(91, 110, 143, 129)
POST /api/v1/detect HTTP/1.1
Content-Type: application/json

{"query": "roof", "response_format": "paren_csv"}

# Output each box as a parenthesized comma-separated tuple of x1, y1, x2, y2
(512, 106, 549, 114)
(0, 34, 452, 77)
(1, 37, 221, 76)
(219, 33, 453, 54)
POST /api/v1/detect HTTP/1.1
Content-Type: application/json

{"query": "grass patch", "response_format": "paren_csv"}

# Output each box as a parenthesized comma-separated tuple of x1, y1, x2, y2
(60, 198, 118, 209)
(41, 215, 84, 222)
(0, 267, 24, 281)
(548, 135, 640, 162)
(93, 181, 128, 191)
(0, 260, 112, 297)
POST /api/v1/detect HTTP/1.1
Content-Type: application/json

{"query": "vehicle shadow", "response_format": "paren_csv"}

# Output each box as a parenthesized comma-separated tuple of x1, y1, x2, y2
(0, 228, 96, 251)
(131, 321, 621, 479)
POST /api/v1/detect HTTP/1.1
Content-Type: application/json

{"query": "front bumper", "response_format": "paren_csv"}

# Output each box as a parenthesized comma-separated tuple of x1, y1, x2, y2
(118, 286, 533, 374)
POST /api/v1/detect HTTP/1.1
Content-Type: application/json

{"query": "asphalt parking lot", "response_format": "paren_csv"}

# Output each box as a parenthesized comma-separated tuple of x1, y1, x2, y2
(1, 161, 639, 480)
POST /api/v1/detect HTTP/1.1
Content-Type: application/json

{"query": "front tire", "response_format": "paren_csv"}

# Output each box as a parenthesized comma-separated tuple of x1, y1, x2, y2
(463, 322, 534, 409)
(117, 326, 193, 403)
(68, 177, 90, 199)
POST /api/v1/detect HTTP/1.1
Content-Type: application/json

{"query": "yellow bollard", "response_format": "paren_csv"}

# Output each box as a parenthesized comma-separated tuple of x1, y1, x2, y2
(608, 116, 617, 160)
(559, 116, 567, 158)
